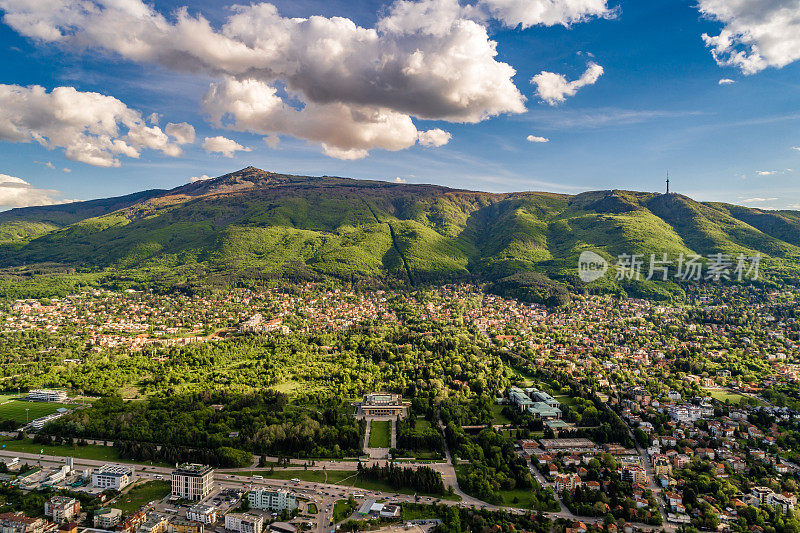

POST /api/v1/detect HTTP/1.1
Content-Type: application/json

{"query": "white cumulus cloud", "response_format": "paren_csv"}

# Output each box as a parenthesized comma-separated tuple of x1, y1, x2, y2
(417, 128, 452, 147)
(165, 122, 196, 145)
(531, 62, 604, 105)
(526, 134, 549, 142)
(699, 0, 800, 74)
(202, 77, 421, 159)
(480, 0, 616, 29)
(0, 174, 64, 209)
(393, 176, 407, 183)
(757, 170, 777, 176)
(190, 174, 213, 182)
(0, 84, 189, 167)
(718, 78, 735, 85)
(0, 0, 535, 159)
(202, 136, 251, 157)
(0, 0, 618, 159)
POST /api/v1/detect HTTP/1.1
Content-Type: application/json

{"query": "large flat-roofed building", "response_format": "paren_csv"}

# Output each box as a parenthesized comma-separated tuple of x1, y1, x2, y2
(93, 508, 122, 529)
(247, 489, 296, 512)
(26, 389, 67, 402)
(169, 518, 204, 533)
(172, 464, 214, 501)
(92, 464, 134, 490)
(44, 496, 80, 523)
(540, 438, 598, 454)
(527, 388, 561, 409)
(508, 387, 534, 411)
(355, 393, 405, 417)
(186, 504, 216, 525)
(224, 513, 263, 533)
(139, 514, 170, 533)
(529, 401, 562, 420)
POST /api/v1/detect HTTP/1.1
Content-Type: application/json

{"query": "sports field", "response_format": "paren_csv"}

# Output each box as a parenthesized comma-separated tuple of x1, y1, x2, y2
(704, 389, 760, 405)
(0, 400, 72, 424)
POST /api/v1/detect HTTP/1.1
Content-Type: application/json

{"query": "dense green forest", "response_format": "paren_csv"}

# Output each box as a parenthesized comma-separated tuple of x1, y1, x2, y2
(43, 391, 363, 464)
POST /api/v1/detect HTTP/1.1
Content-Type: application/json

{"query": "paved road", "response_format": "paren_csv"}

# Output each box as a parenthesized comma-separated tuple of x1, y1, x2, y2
(1, 447, 669, 532)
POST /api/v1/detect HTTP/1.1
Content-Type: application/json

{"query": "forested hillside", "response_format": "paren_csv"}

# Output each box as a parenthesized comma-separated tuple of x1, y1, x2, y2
(2, 167, 799, 298)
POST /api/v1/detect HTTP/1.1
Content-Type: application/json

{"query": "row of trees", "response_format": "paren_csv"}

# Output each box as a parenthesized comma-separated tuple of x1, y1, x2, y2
(114, 440, 252, 468)
(356, 463, 445, 494)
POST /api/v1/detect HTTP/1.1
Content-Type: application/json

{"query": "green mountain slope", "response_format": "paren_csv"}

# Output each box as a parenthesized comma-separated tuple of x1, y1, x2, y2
(0, 189, 165, 244)
(1, 167, 798, 292)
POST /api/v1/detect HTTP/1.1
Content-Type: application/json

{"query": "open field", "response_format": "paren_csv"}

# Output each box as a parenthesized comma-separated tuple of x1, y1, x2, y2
(0, 400, 72, 424)
(0, 395, 22, 403)
(553, 395, 579, 406)
(489, 403, 511, 424)
(455, 465, 545, 509)
(333, 499, 356, 522)
(368, 420, 391, 448)
(401, 505, 439, 521)
(0, 437, 169, 466)
(238, 469, 357, 485)
(415, 418, 432, 430)
(704, 389, 760, 405)
(115, 481, 171, 514)
(241, 469, 460, 501)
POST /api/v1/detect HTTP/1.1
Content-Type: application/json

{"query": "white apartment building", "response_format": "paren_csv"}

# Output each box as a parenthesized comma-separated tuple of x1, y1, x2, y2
(94, 508, 123, 529)
(92, 464, 134, 490)
(224, 513, 263, 533)
(247, 489, 297, 512)
(668, 404, 702, 423)
(186, 504, 216, 525)
(44, 496, 80, 523)
(172, 464, 214, 500)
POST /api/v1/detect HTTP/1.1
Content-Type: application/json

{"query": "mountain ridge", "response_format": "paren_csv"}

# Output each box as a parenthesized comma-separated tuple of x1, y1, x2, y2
(1, 167, 798, 299)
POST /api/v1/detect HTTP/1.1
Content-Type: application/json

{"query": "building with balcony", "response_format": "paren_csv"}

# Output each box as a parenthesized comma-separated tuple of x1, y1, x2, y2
(172, 464, 214, 501)
(247, 489, 297, 512)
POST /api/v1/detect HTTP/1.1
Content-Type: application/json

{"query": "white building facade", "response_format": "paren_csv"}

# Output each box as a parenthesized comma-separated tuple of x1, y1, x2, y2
(92, 464, 134, 490)
(247, 489, 297, 512)
(172, 464, 214, 500)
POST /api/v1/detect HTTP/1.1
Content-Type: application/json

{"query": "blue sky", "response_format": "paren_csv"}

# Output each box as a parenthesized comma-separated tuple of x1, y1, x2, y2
(1, 0, 799, 210)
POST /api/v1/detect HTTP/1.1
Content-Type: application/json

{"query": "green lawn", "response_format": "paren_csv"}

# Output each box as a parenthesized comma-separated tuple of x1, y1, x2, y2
(306, 503, 318, 515)
(0, 395, 22, 403)
(333, 499, 356, 522)
(497, 487, 545, 508)
(454, 465, 542, 509)
(114, 481, 170, 514)
(415, 419, 432, 430)
(0, 437, 168, 466)
(704, 389, 759, 405)
(553, 395, 579, 406)
(368, 420, 391, 448)
(238, 469, 357, 484)
(395, 452, 444, 461)
(401, 504, 440, 521)
(0, 400, 73, 424)
(489, 403, 512, 425)
(241, 468, 460, 501)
